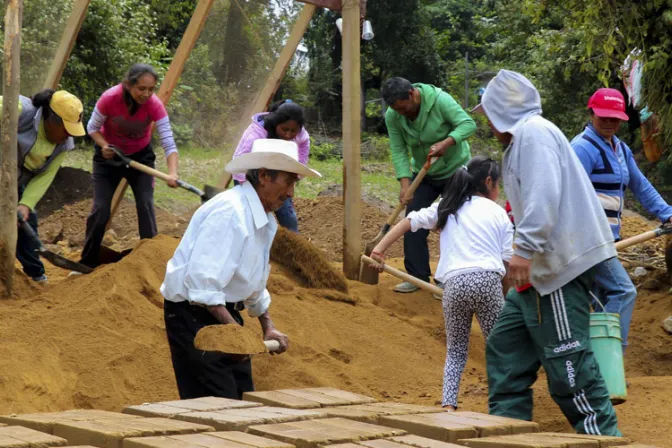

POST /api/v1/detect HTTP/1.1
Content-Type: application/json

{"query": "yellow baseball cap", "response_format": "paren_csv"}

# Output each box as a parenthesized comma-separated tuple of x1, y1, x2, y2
(49, 90, 86, 137)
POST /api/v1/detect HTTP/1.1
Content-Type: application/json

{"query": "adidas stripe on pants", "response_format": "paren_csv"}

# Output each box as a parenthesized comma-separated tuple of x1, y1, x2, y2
(485, 269, 621, 436)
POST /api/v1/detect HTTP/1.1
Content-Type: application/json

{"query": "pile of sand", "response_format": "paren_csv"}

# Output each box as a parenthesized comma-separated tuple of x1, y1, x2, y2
(195, 325, 268, 355)
(294, 197, 439, 262)
(1, 197, 671, 446)
(38, 199, 189, 254)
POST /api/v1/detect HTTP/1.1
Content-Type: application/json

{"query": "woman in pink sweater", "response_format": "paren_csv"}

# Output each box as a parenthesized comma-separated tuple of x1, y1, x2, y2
(80, 63, 180, 268)
(232, 100, 310, 232)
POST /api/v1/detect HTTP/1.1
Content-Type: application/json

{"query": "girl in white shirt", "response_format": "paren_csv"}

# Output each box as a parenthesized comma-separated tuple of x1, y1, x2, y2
(371, 156, 513, 410)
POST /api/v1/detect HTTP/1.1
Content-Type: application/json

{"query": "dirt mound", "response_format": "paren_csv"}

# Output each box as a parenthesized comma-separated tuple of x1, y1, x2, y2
(38, 199, 189, 251)
(294, 197, 439, 263)
(0, 236, 180, 413)
(194, 325, 267, 355)
(38, 167, 94, 218)
(1, 203, 671, 446)
(270, 227, 348, 292)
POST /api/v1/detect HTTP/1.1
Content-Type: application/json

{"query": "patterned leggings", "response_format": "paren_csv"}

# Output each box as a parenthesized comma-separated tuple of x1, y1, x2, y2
(442, 270, 505, 407)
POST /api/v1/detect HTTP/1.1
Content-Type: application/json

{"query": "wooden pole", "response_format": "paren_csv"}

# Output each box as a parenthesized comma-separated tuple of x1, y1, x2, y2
(106, 0, 216, 228)
(217, 3, 317, 189)
(0, 0, 23, 295)
(43, 0, 91, 90)
(341, 0, 361, 280)
(295, 0, 341, 10)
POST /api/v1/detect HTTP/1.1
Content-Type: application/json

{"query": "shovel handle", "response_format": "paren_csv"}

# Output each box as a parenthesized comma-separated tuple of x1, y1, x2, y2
(361, 255, 443, 296)
(264, 340, 281, 352)
(615, 228, 663, 251)
(385, 157, 438, 227)
(126, 160, 205, 197)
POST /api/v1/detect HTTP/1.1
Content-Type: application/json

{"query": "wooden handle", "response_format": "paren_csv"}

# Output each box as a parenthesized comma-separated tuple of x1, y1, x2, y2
(615, 229, 661, 251)
(264, 340, 281, 352)
(361, 255, 443, 296)
(385, 158, 438, 226)
(128, 160, 173, 182)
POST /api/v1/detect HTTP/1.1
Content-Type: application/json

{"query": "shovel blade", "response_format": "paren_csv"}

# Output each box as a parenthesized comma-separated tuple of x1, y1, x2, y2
(39, 249, 93, 274)
(203, 184, 224, 202)
(359, 239, 381, 285)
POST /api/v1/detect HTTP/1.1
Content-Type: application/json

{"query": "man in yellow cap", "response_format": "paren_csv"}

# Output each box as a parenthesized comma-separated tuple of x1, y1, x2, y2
(1, 88, 86, 283)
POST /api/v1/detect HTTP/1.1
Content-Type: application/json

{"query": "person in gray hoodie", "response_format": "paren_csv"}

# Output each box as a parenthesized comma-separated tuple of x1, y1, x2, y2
(473, 70, 620, 436)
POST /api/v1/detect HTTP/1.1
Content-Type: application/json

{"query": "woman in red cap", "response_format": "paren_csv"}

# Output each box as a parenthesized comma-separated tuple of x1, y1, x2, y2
(571, 87, 672, 353)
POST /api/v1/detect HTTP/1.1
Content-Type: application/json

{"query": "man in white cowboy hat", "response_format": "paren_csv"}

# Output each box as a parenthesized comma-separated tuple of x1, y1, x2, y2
(161, 139, 321, 400)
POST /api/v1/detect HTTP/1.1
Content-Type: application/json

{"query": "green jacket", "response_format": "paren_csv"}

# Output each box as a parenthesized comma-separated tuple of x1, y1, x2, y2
(386, 83, 475, 180)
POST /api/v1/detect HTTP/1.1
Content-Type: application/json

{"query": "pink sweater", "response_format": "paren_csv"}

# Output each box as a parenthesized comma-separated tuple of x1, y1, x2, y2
(232, 113, 310, 183)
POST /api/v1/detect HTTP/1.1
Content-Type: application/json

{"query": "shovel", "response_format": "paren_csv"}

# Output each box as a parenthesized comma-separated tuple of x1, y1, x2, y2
(194, 324, 281, 355)
(17, 213, 93, 274)
(361, 255, 443, 296)
(360, 157, 438, 285)
(108, 146, 222, 203)
(615, 224, 672, 250)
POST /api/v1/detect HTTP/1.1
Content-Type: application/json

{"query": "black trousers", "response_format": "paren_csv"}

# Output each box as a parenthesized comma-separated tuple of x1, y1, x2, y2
(16, 188, 44, 279)
(164, 300, 254, 400)
(80, 146, 157, 268)
(404, 174, 447, 283)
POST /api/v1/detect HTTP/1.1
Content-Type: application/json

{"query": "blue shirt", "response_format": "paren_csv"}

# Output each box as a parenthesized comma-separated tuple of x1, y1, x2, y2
(571, 124, 672, 240)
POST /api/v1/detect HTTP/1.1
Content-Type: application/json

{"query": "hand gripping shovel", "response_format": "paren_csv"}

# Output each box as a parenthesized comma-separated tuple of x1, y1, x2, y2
(360, 157, 438, 285)
(194, 324, 281, 355)
(17, 213, 93, 274)
(361, 255, 443, 296)
(108, 146, 222, 203)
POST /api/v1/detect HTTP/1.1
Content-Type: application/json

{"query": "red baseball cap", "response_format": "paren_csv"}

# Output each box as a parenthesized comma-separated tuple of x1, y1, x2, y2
(588, 88, 629, 121)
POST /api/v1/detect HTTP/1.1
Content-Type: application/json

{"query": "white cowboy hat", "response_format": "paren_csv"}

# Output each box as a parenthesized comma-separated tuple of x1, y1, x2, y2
(225, 139, 321, 178)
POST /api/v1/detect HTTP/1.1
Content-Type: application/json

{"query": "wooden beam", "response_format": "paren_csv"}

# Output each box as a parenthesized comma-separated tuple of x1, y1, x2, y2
(106, 0, 216, 229)
(43, 0, 91, 90)
(217, 3, 317, 189)
(0, 0, 22, 295)
(341, 0, 361, 280)
(295, 0, 341, 10)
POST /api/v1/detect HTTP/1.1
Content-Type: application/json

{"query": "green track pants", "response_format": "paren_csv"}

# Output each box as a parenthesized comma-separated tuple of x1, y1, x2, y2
(486, 270, 621, 436)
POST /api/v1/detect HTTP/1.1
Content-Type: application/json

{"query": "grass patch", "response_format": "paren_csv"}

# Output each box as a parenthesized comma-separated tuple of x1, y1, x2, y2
(64, 146, 402, 214)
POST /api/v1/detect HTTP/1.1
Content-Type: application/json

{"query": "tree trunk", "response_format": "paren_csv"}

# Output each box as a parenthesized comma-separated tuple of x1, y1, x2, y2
(0, 0, 23, 296)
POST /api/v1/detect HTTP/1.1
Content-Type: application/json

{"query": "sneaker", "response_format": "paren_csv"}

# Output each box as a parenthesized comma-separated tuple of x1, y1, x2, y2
(31, 275, 48, 284)
(393, 281, 420, 293)
(68, 271, 84, 277)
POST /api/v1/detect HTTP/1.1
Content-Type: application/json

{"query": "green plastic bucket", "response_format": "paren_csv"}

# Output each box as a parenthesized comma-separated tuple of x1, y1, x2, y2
(589, 312, 627, 405)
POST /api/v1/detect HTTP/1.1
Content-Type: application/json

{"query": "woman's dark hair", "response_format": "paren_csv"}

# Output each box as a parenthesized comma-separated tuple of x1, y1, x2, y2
(264, 100, 305, 138)
(32, 89, 62, 124)
(125, 63, 158, 86)
(436, 156, 501, 230)
(123, 63, 158, 115)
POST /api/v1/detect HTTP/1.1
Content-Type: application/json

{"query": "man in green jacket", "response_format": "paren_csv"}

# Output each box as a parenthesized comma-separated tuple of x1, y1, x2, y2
(381, 77, 476, 294)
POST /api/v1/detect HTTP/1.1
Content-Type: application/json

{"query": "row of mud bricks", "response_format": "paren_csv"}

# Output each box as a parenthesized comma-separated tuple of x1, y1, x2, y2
(0, 387, 658, 448)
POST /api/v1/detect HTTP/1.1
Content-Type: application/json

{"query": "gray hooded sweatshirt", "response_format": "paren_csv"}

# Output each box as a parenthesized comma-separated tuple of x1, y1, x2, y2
(480, 70, 615, 295)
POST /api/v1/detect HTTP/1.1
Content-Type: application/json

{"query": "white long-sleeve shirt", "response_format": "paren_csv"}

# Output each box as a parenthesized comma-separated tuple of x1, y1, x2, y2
(160, 182, 276, 317)
(407, 196, 514, 282)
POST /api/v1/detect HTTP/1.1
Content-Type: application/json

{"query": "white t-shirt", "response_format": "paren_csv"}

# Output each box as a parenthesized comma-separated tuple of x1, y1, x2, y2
(407, 196, 514, 282)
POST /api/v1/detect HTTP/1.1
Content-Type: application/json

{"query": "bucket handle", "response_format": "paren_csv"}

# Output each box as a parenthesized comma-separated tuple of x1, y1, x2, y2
(589, 291, 607, 313)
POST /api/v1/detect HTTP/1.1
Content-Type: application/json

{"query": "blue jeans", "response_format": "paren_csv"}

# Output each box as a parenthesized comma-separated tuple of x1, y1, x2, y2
(274, 197, 299, 233)
(591, 256, 637, 351)
(233, 181, 298, 233)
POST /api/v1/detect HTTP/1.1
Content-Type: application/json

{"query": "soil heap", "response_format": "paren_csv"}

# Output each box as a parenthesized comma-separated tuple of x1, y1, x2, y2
(0, 192, 668, 447)
(195, 325, 268, 355)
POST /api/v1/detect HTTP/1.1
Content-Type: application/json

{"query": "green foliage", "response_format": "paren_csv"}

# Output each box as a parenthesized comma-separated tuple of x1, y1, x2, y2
(61, 0, 170, 112)
(310, 138, 340, 161)
(362, 134, 390, 161)
(0, 0, 74, 95)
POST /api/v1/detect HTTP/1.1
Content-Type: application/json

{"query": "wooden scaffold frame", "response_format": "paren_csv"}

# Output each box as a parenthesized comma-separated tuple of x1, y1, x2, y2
(0, 0, 364, 289)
